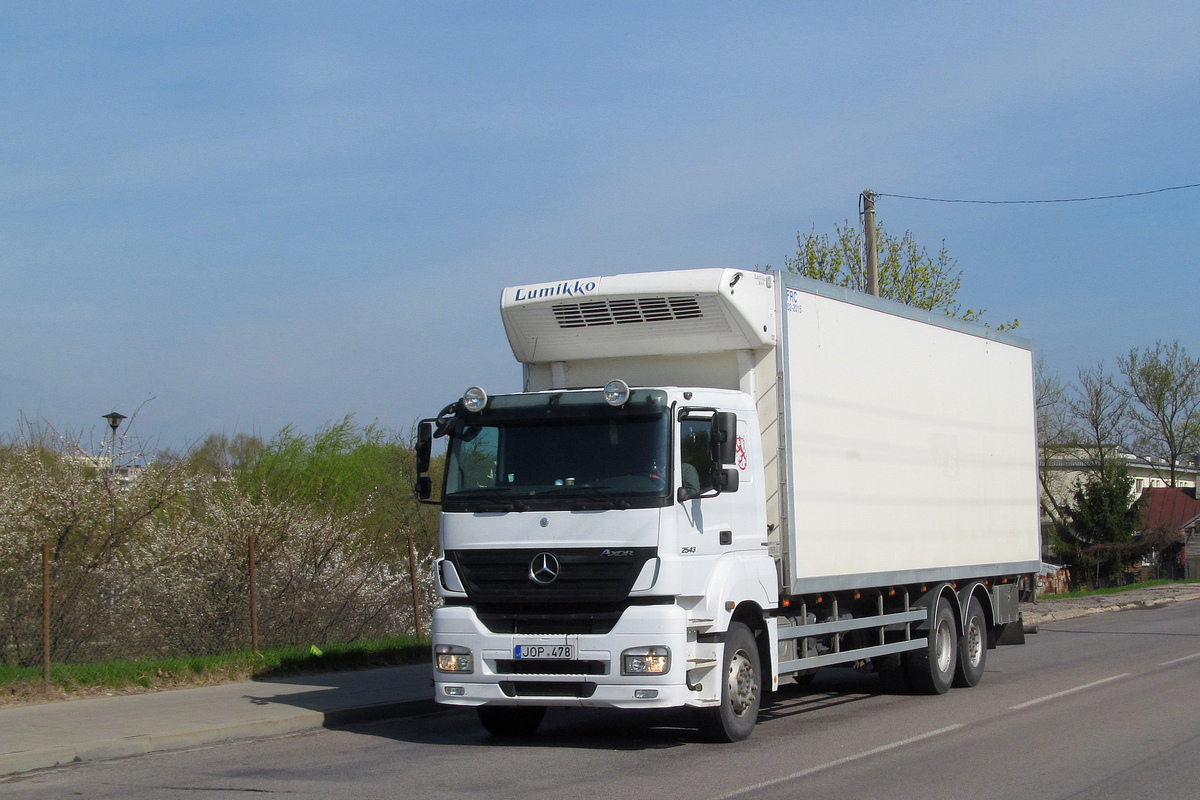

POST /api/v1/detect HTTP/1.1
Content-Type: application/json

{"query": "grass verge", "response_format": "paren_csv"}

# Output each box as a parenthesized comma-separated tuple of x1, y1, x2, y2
(0, 636, 429, 706)
(1038, 577, 1200, 601)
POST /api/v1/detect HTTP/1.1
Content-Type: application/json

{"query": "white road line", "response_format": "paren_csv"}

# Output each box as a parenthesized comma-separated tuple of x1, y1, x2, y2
(1009, 673, 1131, 711)
(1160, 652, 1200, 667)
(706, 724, 965, 800)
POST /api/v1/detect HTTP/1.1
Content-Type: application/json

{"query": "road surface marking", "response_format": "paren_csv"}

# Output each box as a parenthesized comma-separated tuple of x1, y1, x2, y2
(707, 724, 965, 800)
(1160, 652, 1200, 667)
(1009, 673, 1131, 711)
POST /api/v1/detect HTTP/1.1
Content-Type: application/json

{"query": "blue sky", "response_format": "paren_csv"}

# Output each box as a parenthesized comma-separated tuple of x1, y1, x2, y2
(3, 2, 1198, 450)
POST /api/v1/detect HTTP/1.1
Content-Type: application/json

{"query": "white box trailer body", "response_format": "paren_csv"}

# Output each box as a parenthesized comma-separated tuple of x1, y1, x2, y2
(501, 268, 1040, 592)
(775, 281, 1040, 592)
(422, 267, 1039, 742)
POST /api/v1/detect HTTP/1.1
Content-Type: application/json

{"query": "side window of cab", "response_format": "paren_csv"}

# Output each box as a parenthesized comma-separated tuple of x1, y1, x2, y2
(447, 425, 500, 492)
(679, 420, 714, 498)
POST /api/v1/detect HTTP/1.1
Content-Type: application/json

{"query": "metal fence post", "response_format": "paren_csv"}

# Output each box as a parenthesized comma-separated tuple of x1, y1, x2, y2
(249, 533, 259, 654)
(407, 532, 422, 639)
(42, 543, 50, 688)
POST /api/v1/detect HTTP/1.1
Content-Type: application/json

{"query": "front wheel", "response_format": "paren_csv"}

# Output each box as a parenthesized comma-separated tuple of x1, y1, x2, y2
(477, 705, 546, 737)
(695, 622, 762, 742)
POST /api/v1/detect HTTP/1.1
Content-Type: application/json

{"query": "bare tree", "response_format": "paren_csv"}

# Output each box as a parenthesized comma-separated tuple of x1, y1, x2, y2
(1036, 359, 1074, 531)
(1069, 363, 1129, 475)
(1118, 340, 1200, 486)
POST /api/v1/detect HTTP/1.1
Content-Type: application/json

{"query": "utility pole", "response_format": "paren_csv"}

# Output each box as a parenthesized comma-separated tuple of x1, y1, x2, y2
(862, 189, 879, 297)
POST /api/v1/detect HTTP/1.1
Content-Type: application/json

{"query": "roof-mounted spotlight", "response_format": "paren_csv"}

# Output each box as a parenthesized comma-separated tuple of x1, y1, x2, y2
(462, 386, 489, 413)
(604, 379, 631, 407)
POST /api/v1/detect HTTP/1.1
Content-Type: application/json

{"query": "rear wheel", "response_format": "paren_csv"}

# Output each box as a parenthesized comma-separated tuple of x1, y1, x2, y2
(696, 622, 761, 742)
(953, 596, 987, 688)
(477, 705, 546, 737)
(904, 601, 957, 695)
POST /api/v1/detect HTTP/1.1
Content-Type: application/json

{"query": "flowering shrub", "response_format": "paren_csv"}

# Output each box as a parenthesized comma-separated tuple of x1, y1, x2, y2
(0, 434, 437, 667)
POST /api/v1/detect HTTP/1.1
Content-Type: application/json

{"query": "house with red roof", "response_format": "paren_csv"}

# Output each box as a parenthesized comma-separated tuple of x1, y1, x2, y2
(1138, 487, 1200, 579)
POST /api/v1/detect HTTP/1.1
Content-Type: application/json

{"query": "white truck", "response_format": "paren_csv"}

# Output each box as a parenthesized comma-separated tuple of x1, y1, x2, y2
(415, 268, 1039, 741)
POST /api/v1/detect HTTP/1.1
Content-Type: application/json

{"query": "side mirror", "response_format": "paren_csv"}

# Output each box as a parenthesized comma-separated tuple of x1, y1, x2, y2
(415, 475, 433, 500)
(416, 421, 433, 474)
(715, 467, 739, 492)
(711, 412, 738, 468)
(414, 420, 436, 502)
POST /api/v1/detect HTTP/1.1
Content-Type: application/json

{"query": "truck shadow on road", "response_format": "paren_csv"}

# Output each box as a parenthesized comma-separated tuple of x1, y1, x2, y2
(760, 675, 880, 723)
(347, 705, 710, 750)
(346, 668, 897, 751)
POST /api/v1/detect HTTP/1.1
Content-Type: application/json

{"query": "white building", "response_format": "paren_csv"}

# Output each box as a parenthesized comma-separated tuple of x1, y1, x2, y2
(1039, 450, 1198, 562)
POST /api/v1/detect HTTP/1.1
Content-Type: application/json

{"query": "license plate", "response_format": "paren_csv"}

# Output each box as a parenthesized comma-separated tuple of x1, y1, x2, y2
(514, 644, 575, 659)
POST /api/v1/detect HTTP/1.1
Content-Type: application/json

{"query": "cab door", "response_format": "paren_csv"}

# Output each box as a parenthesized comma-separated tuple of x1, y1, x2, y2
(675, 413, 731, 561)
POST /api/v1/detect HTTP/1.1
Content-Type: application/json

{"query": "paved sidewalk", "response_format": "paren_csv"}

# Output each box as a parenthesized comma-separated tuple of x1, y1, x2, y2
(0, 663, 435, 777)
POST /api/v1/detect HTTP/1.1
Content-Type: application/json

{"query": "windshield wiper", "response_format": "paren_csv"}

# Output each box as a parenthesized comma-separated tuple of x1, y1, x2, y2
(447, 488, 528, 511)
(534, 485, 631, 510)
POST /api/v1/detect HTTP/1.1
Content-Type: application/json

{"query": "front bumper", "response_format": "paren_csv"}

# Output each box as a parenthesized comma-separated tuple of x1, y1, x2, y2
(431, 603, 721, 709)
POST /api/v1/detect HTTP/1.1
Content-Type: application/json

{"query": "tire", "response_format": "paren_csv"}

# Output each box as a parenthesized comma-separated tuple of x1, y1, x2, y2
(695, 622, 762, 742)
(904, 601, 957, 695)
(477, 705, 546, 737)
(953, 596, 987, 688)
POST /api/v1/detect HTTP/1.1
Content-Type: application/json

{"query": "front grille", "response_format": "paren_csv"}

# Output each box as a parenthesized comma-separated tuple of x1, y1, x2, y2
(476, 608, 626, 635)
(552, 296, 703, 328)
(494, 660, 609, 676)
(499, 681, 598, 698)
(446, 548, 656, 605)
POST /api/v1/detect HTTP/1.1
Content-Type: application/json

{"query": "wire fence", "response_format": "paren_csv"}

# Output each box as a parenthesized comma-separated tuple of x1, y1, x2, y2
(0, 439, 440, 681)
(2, 536, 436, 677)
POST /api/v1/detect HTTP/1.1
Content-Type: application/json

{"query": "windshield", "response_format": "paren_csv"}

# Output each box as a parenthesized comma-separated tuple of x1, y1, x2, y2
(444, 412, 671, 511)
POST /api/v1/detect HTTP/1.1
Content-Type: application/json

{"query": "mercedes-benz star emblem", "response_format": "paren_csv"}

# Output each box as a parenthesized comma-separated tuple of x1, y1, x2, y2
(529, 552, 560, 585)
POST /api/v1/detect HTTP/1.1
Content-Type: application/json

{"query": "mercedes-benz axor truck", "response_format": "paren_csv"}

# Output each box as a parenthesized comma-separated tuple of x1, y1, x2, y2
(415, 268, 1039, 742)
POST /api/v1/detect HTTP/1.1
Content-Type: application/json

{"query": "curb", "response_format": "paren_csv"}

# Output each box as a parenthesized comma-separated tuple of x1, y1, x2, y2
(1023, 590, 1200, 626)
(1, 696, 439, 778)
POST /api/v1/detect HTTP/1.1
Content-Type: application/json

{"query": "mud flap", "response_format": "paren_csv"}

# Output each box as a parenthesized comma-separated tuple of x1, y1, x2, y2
(990, 613, 1027, 647)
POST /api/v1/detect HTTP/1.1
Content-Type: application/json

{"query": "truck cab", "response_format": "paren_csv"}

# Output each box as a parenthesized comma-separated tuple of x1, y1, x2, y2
(419, 381, 777, 739)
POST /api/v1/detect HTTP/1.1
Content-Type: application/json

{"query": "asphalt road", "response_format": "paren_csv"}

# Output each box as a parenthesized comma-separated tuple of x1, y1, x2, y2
(6, 600, 1200, 800)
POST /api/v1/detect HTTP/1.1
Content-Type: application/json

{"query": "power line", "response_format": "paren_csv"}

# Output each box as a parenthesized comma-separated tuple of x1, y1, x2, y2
(875, 182, 1200, 205)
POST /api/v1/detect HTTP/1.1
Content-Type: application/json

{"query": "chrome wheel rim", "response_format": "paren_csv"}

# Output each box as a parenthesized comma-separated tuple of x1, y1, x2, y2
(965, 618, 983, 667)
(935, 619, 954, 674)
(727, 650, 757, 717)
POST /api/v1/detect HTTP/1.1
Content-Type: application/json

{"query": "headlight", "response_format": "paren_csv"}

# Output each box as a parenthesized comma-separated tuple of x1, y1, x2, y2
(622, 646, 670, 675)
(435, 644, 474, 673)
(462, 386, 488, 413)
